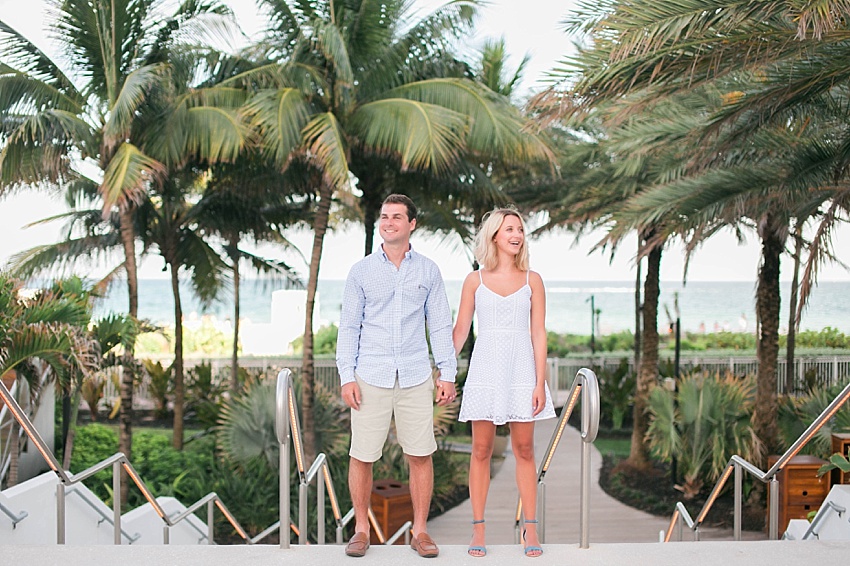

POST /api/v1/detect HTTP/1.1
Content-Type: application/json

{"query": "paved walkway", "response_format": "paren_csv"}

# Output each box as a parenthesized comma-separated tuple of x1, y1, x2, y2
(428, 417, 768, 546)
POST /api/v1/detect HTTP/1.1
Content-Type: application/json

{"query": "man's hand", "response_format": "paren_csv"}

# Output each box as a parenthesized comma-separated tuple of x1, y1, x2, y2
(435, 380, 457, 406)
(341, 381, 362, 410)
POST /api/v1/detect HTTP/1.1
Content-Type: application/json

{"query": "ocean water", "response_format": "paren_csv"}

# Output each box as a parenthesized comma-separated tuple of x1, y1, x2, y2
(94, 279, 850, 335)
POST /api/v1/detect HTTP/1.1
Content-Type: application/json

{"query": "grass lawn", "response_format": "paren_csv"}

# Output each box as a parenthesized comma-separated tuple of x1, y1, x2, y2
(593, 435, 632, 459)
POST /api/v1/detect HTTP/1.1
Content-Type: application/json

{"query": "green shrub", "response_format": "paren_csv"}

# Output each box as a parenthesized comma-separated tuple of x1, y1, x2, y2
(289, 324, 338, 355)
(646, 371, 760, 500)
(777, 384, 850, 458)
(594, 358, 635, 430)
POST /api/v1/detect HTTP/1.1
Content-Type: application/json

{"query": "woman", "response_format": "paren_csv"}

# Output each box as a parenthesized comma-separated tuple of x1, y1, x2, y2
(453, 208, 556, 558)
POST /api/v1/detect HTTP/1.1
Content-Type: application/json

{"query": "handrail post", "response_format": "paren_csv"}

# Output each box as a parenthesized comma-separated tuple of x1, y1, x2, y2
(578, 368, 599, 550)
(56, 482, 66, 544)
(318, 466, 325, 545)
(276, 369, 292, 550)
(163, 524, 170, 545)
(676, 510, 683, 541)
(733, 462, 742, 541)
(768, 478, 779, 539)
(207, 499, 215, 544)
(299, 483, 308, 545)
(538, 480, 546, 544)
(113, 460, 121, 544)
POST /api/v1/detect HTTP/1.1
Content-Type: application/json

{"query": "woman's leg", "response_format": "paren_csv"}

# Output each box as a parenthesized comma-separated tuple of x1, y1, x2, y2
(510, 421, 542, 556)
(468, 421, 496, 554)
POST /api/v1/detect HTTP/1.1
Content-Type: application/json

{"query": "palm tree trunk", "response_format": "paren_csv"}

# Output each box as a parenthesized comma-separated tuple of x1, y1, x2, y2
(169, 258, 185, 450)
(634, 250, 642, 375)
(228, 239, 241, 394)
(300, 182, 332, 463)
(62, 388, 83, 469)
(8, 422, 19, 487)
(363, 202, 377, 257)
(627, 239, 661, 470)
(118, 207, 138, 503)
(753, 218, 784, 458)
(786, 228, 803, 394)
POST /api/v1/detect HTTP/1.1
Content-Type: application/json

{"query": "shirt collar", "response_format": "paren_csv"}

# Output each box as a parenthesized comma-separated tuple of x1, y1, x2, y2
(379, 243, 414, 262)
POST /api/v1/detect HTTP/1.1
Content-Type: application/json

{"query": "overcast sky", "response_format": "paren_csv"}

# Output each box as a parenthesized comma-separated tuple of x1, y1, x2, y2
(1, 0, 848, 282)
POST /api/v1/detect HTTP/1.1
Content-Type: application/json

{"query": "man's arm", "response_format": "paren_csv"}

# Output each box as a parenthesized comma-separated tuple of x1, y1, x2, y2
(336, 269, 365, 386)
(424, 265, 457, 383)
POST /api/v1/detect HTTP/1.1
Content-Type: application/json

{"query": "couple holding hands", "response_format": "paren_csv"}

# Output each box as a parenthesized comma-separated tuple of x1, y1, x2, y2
(336, 194, 555, 559)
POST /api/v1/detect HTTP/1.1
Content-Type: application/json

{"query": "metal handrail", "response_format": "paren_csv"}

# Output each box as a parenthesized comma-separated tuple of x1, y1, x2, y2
(797, 500, 846, 540)
(276, 368, 345, 547)
(65, 487, 140, 543)
(514, 368, 600, 549)
(275, 369, 412, 548)
(0, 379, 19, 484)
(0, 376, 266, 545)
(0, 493, 28, 527)
(664, 379, 850, 542)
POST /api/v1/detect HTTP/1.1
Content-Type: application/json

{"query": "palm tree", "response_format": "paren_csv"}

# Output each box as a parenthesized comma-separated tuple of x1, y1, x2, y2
(0, 274, 98, 485)
(0, 0, 237, 475)
(200, 155, 308, 394)
(227, 0, 553, 459)
(549, 0, 850, 457)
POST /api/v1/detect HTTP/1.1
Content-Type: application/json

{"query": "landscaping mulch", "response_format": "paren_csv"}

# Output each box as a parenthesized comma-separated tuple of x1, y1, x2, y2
(598, 454, 766, 533)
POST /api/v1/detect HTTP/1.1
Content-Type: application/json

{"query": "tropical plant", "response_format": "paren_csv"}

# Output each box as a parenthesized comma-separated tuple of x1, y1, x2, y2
(184, 361, 226, 430)
(777, 385, 850, 458)
(227, 0, 554, 461)
(0, 0, 241, 474)
(142, 359, 172, 421)
(595, 358, 635, 430)
(216, 373, 348, 468)
(646, 371, 762, 499)
(555, 0, 850, 459)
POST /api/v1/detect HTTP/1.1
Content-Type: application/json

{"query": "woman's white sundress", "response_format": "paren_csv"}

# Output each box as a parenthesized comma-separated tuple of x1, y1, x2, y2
(458, 271, 556, 424)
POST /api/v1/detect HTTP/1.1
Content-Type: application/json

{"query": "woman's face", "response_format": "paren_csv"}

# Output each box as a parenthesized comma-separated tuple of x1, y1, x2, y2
(493, 213, 524, 257)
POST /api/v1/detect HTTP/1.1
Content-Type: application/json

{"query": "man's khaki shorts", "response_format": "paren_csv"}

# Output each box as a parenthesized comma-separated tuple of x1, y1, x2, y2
(349, 374, 436, 463)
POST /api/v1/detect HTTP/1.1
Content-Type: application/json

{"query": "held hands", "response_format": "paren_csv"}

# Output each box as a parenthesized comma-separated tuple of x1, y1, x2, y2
(531, 383, 546, 417)
(341, 382, 362, 410)
(435, 380, 457, 406)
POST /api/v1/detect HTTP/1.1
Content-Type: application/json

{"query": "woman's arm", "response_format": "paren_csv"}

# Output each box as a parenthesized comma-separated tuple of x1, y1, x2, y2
(452, 271, 479, 356)
(529, 271, 548, 416)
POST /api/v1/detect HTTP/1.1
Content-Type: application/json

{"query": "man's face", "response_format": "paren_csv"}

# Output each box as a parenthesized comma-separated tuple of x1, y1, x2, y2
(379, 203, 416, 246)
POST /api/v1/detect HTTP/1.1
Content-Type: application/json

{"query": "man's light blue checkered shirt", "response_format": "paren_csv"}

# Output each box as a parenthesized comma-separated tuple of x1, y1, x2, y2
(336, 245, 457, 388)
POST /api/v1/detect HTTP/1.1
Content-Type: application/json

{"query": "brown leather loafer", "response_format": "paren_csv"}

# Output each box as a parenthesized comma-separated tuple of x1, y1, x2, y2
(345, 532, 370, 557)
(411, 532, 439, 558)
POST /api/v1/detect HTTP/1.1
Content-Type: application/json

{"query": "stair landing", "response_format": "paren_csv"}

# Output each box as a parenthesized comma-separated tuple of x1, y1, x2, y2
(5, 541, 850, 566)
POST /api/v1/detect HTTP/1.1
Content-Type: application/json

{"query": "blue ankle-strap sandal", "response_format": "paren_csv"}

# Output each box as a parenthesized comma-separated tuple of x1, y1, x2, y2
(468, 519, 486, 557)
(522, 519, 543, 557)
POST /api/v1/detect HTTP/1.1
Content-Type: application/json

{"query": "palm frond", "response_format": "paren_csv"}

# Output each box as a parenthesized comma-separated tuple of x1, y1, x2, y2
(244, 88, 311, 168)
(302, 111, 350, 189)
(349, 98, 466, 175)
(100, 142, 164, 213)
(103, 63, 168, 151)
(385, 78, 556, 166)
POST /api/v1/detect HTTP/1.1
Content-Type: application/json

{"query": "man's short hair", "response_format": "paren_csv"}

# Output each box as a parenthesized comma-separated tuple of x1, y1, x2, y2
(382, 194, 417, 222)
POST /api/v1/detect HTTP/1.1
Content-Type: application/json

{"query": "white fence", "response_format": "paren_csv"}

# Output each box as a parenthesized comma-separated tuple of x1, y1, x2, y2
(115, 353, 850, 407)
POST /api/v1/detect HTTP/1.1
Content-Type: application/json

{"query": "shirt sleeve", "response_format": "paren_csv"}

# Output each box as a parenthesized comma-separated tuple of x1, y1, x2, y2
(424, 263, 457, 382)
(336, 268, 365, 386)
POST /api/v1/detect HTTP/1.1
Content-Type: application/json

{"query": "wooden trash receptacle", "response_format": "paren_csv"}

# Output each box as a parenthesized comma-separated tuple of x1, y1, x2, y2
(767, 454, 830, 537)
(370, 479, 412, 545)
(831, 433, 850, 485)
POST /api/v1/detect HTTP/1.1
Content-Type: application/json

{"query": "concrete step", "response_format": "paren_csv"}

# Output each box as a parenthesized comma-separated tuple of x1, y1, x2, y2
(4, 540, 850, 566)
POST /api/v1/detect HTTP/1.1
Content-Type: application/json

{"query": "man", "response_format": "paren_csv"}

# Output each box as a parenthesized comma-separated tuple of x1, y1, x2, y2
(336, 194, 457, 558)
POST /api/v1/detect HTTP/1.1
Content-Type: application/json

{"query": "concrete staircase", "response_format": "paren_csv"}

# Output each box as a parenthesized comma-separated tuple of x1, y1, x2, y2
(0, 471, 208, 545)
(3, 540, 850, 566)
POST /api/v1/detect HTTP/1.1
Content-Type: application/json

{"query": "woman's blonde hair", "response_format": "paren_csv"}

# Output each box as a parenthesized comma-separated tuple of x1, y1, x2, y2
(473, 208, 530, 271)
